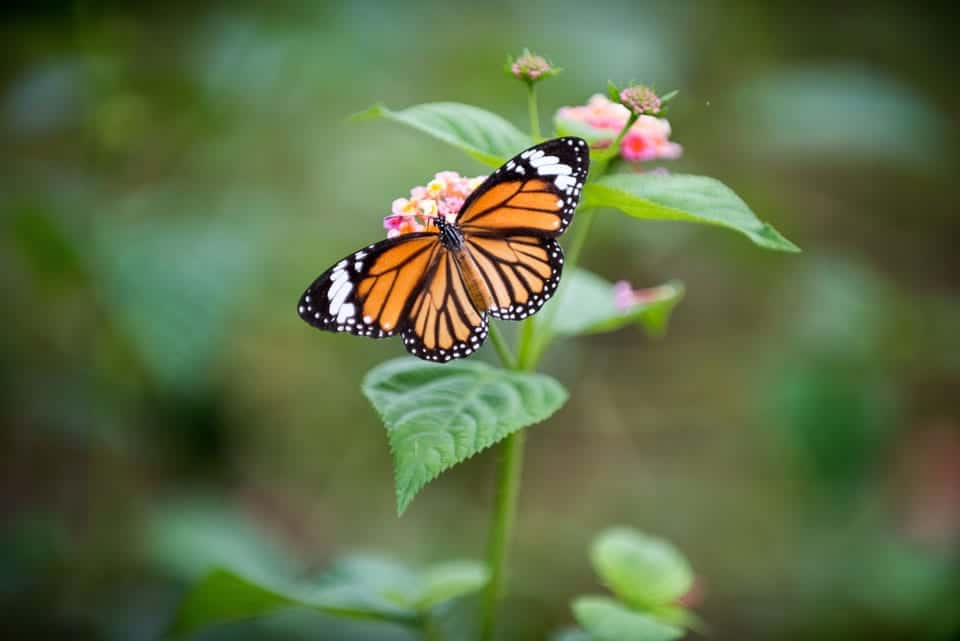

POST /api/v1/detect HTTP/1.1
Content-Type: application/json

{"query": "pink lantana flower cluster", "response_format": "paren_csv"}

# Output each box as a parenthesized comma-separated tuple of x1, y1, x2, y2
(384, 171, 486, 238)
(557, 94, 682, 163)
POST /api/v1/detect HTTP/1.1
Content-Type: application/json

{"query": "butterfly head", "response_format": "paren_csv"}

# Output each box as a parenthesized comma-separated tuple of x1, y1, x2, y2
(436, 214, 464, 251)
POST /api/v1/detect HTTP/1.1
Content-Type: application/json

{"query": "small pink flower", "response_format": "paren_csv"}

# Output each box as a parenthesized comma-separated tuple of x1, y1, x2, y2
(384, 214, 425, 239)
(614, 280, 670, 311)
(613, 280, 636, 312)
(621, 130, 654, 162)
(439, 196, 464, 218)
(391, 198, 411, 216)
(383, 171, 487, 238)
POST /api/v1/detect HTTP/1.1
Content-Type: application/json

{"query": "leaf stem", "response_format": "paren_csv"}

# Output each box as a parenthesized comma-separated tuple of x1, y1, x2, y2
(479, 427, 526, 641)
(527, 83, 541, 141)
(487, 323, 517, 369)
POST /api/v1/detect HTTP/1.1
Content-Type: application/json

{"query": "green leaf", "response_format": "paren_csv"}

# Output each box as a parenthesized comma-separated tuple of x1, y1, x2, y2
(319, 556, 488, 611)
(591, 528, 694, 610)
(363, 358, 568, 514)
(582, 173, 799, 252)
(144, 499, 293, 583)
(417, 560, 490, 610)
(573, 597, 684, 641)
(354, 102, 532, 167)
(167, 568, 419, 640)
(551, 627, 594, 641)
(539, 268, 683, 338)
(607, 80, 622, 102)
(659, 89, 679, 103)
(649, 605, 706, 634)
(317, 555, 421, 609)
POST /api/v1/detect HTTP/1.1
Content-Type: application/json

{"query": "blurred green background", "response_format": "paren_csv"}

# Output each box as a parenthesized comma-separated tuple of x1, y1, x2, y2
(3, 1, 959, 640)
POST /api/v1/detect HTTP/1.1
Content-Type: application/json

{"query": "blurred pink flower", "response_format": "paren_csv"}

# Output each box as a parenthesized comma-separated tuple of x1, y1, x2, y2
(383, 171, 486, 238)
(557, 94, 682, 163)
(676, 575, 705, 608)
(893, 420, 960, 547)
(614, 280, 670, 311)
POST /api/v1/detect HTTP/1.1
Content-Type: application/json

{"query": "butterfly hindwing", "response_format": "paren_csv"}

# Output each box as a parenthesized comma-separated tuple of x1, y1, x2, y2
(400, 250, 489, 362)
(462, 235, 563, 321)
(298, 233, 440, 338)
(456, 137, 589, 237)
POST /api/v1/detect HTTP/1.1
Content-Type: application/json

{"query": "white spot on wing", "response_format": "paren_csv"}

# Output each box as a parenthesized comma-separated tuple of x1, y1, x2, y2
(530, 154, 559, 167)
(329, 279, 353, 314)
(328, 269, 350, 301)
(336, 303, 355, 323)
(537, 164, 572, 176)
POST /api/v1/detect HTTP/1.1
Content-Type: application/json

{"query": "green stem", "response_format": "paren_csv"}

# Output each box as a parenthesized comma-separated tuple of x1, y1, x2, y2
(609, 113, 638, 151)
(479, 427, 526, 641)
(527, 83, 541, 141)
(487, 323, 517, 369)
(478, 77, 566, 641)
(591, 113, 638, 174)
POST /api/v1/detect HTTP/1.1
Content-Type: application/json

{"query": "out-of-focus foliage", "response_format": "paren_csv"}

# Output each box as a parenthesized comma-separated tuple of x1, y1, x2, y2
(2, 1, 958, 641)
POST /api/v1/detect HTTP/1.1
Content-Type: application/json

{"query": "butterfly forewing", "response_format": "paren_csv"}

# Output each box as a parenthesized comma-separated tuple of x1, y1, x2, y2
(456, 137, 589, 237)
(298, 232, 441, 338)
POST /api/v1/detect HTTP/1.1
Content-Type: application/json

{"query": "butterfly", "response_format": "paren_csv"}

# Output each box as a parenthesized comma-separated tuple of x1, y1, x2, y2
(298, 137, 590, 363)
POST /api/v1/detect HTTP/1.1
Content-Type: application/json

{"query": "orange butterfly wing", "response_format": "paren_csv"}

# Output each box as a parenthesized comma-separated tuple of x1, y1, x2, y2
(298, 233, 440, 337)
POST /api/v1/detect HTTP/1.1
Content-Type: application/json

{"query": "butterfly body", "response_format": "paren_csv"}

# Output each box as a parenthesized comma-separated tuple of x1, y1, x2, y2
(299, 137, 589, 362)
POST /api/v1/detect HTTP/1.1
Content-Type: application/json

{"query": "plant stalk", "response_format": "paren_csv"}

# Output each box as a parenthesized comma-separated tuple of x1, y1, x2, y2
(527, 83, 541, 141)
(480, 80, 592, 641)
(479, 426, 526, 641)
(487, 323, 517, 370)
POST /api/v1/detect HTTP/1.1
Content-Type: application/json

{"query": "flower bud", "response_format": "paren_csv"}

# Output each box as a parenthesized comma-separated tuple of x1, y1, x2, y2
(618, 85, 662, 116)
(507, 49, 559, 84)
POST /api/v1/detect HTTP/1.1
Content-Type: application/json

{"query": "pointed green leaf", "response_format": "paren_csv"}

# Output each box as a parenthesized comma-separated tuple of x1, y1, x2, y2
(582, 173, 799, 252)
(354, 102, 532, 167)
(659, 89, 679, 103)
(363, 358, 568, 514)
(317, 555, 421, 609)
(417, 560, 490, 610)
(573, 596, 684, 641)
(167, 568, 419, 640)
(607, 80, 622, 102)
(591, 528, 694, 610)
(539, 268, 683, 338)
